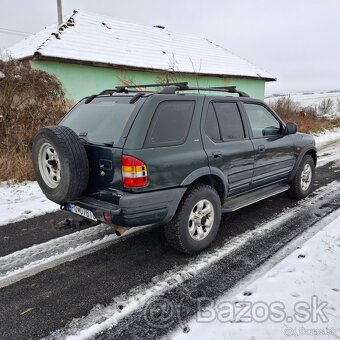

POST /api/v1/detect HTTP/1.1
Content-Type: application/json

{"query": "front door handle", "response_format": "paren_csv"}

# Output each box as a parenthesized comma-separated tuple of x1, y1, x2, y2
(212, 151, 222, 158)
(258, 145, 266, 153)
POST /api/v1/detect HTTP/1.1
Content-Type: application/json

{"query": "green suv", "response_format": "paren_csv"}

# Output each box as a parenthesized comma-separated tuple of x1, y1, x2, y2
(32, 83, 317, 254)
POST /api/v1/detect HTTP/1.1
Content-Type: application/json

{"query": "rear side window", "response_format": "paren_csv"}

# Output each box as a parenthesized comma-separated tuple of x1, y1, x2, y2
(211, 102, 245, 140)
(145, 101, 195, 147)
(205, 104, 221, 142)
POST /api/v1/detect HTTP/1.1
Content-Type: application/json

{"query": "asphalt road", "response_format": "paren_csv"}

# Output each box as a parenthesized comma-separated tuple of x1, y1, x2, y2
(0, 159, 339, 339)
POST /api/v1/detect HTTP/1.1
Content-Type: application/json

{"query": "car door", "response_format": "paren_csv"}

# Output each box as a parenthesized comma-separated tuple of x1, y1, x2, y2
(241, 101, 296, 188)
(202, 98, 255, 196)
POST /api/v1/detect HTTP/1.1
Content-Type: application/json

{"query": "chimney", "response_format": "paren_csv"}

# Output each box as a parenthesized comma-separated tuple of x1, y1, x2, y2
(57, 0, 63, 26)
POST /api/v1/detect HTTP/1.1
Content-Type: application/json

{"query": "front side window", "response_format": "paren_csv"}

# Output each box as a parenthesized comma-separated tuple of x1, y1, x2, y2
(145, 101, 195, 147)
(244, 103, 281, 138)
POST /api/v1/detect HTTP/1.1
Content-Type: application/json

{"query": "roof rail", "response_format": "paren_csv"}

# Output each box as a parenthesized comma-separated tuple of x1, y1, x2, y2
(98, 89, 117, 95)
(208, 86, 250, 97)
(159, 84, 249, 97)
(115, 82, 189, 93)
(94, 82, 249, 99)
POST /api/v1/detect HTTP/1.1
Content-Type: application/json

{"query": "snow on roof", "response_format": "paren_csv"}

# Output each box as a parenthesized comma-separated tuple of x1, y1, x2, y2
(6, 10, 275, 80)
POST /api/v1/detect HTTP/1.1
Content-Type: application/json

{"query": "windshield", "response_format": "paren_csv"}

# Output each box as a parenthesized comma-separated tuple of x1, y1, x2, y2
(60, 98, 135, 145)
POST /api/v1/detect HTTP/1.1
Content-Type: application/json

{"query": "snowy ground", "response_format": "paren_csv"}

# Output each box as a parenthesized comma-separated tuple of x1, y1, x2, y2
(0, 181, 58, 226)
(314, 127, 340, 145)
(314, 128, 340, 168)
(265, 92, 340, 115)
(172, 209, 340, 340)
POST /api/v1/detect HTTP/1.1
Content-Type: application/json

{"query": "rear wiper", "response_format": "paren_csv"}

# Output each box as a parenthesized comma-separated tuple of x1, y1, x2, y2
(78, 132, 114, 147)
(78, 132, 92, 144)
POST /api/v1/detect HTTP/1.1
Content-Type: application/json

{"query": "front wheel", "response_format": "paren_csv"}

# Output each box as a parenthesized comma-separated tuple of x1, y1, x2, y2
(288, 155, 315, 199)
(164, 184, 221, 254)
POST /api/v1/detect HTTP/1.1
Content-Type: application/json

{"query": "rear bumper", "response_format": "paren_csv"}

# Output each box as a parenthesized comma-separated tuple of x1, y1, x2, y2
(66, 187, 186, 227)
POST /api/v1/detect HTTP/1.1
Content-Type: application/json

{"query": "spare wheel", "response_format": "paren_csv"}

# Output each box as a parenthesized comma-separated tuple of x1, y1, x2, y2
(32, 125, 89, 204)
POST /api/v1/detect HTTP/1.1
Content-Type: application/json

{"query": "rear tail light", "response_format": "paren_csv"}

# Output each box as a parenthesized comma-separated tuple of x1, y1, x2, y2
(122, 155, 149, 188)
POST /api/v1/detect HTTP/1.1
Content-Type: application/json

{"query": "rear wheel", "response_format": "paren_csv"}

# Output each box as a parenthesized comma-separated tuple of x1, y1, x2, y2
(164, 184, 221, 254)
(288, 155, 315, 199)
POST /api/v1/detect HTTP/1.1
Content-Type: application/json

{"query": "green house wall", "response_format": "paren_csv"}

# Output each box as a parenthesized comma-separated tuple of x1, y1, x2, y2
(31, 60, 266, 103)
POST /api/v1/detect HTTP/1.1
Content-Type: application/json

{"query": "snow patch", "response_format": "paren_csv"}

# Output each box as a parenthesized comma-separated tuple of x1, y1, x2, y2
(315, 127, 340, 146)
(0, 223, 153, 288)
(173, 209, 340, 340)
(0, 181, 58, 226)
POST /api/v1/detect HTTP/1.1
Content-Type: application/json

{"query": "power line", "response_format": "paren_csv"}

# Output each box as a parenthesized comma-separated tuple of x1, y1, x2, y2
(0, 27, 32, 37)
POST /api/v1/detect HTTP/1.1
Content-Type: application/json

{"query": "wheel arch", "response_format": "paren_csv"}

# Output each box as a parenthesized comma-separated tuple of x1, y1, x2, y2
(181, 167, 227, 202)
(305, 148, 317, 166)
(288, 145, 317, 182)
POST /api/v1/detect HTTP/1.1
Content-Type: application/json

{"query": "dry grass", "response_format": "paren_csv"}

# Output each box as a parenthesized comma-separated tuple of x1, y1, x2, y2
(268, 97, 340, 134)
(0, 59, 71, 181)
(0, 154, 34, 182)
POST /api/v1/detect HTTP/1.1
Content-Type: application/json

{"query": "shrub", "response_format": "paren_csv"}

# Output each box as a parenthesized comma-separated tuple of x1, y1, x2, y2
(0, 59, 71, 181)
(318, 98, 334, 116)
(268, 96, 340, 134)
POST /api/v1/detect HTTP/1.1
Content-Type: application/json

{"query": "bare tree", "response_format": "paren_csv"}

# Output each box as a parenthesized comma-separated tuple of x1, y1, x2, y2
(155, 54, 179, 87)
(318, 98, 334, 116)
(336, 98, 340, 116)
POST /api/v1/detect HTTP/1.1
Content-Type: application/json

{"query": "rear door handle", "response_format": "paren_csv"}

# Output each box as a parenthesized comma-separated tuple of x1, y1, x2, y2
(99, 159, 112, 170)
(258, 145, 266, 153)
(212, 151, 222, 158)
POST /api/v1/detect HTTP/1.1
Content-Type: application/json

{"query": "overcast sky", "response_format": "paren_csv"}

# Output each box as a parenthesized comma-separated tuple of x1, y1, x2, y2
(0, 0, 339, 94)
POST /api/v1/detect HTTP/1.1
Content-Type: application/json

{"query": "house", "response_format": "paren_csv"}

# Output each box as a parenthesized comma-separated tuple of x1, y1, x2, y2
(7, 10, 275, 102)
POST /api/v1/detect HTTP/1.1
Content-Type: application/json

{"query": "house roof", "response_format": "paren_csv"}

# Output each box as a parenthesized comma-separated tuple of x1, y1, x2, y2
(6, 10, 275, 81)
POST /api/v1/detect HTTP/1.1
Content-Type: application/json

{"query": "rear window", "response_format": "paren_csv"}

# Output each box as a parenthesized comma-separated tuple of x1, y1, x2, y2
(60, 98, 135, 145)
(145, 101, 195, 147)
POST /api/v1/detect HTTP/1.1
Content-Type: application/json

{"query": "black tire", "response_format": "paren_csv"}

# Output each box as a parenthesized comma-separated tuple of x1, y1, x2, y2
(32, 125, 89, 204)
(164, 184, 222, 254)
(288, 155, 315, 199)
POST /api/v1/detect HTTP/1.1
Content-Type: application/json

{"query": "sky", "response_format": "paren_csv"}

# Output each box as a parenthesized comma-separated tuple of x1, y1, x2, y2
(0, 0, 339, 95)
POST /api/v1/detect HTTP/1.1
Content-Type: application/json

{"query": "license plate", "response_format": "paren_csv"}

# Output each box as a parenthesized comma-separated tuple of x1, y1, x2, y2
(67, 203, 97, 221)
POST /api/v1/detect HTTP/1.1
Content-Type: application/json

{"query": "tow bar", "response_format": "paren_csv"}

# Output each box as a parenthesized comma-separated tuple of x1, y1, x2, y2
(50, 217, 100, 231)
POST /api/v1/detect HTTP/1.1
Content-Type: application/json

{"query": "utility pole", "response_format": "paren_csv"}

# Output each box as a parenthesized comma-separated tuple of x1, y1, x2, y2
(57, 0, 63, 26)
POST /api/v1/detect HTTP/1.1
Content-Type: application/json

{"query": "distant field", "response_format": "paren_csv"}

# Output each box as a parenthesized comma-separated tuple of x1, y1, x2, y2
(265, 92, 340, 110)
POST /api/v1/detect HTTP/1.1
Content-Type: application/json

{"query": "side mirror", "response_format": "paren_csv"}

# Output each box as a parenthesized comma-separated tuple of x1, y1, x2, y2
(285, 122, 297, 135)
(262, 126, 280, 136)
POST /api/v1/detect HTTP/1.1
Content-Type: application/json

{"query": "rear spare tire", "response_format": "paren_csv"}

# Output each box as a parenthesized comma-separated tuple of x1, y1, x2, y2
(32, 125, 89, 204)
